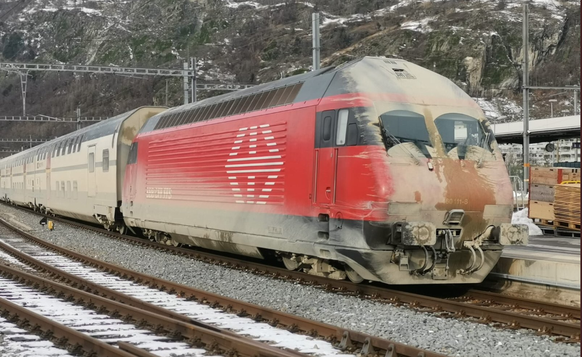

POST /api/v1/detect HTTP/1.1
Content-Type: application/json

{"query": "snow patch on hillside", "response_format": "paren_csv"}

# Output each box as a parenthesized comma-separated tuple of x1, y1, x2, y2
(400, 17, 436, 33)
(474, 97, 523, 121)
(22, 0, 105, 17)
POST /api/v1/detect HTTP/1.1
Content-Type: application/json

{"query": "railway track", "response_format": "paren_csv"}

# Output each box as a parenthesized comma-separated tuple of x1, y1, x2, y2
(0, 274, 200, 357)
(0, 216, 446, 357)
(1, 206, 580, 344)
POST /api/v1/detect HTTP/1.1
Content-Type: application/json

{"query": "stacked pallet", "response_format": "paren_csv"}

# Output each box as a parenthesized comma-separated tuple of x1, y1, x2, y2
(528, 167, 580, 225)
(554, 184, 581, 230)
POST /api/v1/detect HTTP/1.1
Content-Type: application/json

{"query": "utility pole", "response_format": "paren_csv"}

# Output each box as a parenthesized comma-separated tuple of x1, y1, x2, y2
(76, 107, 81, 131)
(312, 13, 320, 71)
(566, 85, 579, 115)
(183, 61, 189, 105)
(165, 79, 169, 106)
(522, 2, 530, 186)
(20, 71, 28, 116)
(191, 57, 197, 103)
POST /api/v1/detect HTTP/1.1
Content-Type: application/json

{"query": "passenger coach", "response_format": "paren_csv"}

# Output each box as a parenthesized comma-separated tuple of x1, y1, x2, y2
(0, 107, 166, 232)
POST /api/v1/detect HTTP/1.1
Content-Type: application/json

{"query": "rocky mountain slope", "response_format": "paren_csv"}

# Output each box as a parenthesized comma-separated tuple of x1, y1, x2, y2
(0, 0, 579, 145)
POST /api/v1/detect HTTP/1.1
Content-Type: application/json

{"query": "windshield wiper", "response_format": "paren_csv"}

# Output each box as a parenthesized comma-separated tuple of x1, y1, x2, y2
(480, 131, 490, 150)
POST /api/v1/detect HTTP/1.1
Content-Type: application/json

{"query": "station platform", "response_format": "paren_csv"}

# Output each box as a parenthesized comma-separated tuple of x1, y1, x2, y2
(486, 235, 580, 306)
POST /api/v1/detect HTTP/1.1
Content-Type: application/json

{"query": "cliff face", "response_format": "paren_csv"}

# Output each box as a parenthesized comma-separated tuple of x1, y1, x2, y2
(0, 0, 579, 131)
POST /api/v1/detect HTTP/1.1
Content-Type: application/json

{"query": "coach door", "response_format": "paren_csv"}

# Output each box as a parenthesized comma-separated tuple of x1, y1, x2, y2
(23, 161, 27, 197)
(127, 142, 139, 202)
(88, 146, 96, 197)
(46, 155, 51, 200)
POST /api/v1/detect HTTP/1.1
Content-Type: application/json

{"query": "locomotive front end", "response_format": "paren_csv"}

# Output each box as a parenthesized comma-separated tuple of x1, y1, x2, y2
(333, 57, 528, 284)
(373, 107, 528, 283)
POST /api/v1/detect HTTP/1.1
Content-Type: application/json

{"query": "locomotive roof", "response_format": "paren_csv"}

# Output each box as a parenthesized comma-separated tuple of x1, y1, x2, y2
(139, 56, 476, 134)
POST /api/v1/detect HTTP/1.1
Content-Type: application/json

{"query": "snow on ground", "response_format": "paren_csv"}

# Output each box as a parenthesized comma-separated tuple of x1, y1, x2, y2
(0, 319, 73, 357)
(512, 208, 544, 236)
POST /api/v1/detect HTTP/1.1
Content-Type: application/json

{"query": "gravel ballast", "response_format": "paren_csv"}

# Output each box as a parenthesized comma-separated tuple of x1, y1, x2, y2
(0, 205, 579, 357)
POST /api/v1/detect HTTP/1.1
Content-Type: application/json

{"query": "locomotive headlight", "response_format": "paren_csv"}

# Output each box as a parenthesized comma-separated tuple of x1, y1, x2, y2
(443, 209, 465, 225)
(417, 226, 430, 241)
(400, 222, 437, 246)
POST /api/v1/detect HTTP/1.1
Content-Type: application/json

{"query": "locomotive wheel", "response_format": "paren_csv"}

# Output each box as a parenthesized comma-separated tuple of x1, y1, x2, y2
(155, 233, 167, 244)
(282, 256, 299, 271)
(345, 265, 364, 283)
(170, 239, 182, 247)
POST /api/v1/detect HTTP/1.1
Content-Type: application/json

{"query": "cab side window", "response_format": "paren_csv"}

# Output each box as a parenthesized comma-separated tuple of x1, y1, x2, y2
(336, 109, 349, 146)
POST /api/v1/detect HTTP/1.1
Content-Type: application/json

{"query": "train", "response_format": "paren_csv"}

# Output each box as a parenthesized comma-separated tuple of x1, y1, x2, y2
(0, 56, 528, 285)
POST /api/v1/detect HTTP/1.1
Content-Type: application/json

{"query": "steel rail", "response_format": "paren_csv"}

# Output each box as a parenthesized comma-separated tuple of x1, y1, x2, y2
(0, 296, 138, 357)
(0, 261, 309, 357)
(118, 343, 164, 357)
(0, 215, 448, 357)
(459, 290, 580, 319)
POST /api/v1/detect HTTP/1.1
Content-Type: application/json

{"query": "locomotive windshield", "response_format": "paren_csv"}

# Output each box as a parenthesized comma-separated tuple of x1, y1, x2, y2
(378, 110, 495, 160)
(434, 113, 493, 159)
(379, 110, 433, 158)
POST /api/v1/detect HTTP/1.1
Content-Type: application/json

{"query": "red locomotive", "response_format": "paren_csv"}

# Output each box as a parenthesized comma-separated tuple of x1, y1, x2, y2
(122, 57, 528, 284)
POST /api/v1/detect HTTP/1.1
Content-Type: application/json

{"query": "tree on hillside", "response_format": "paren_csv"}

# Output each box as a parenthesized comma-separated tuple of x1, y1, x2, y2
(2, 32, 24, 60)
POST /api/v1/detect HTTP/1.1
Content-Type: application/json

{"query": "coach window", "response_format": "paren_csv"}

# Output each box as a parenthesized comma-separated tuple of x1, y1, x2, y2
(66, 181, 71, 198)
(61, 182, 65, 197)
(63, 140, 68, 155)
(74, 136, 81, 152)
(77, 135, 83, 152)
(67, 139, 74, 154)
(73, 181, 78, 199)
(336, 109, 349, 146)
(88, 152, 95, 173)
(102, 149, 109, 172)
